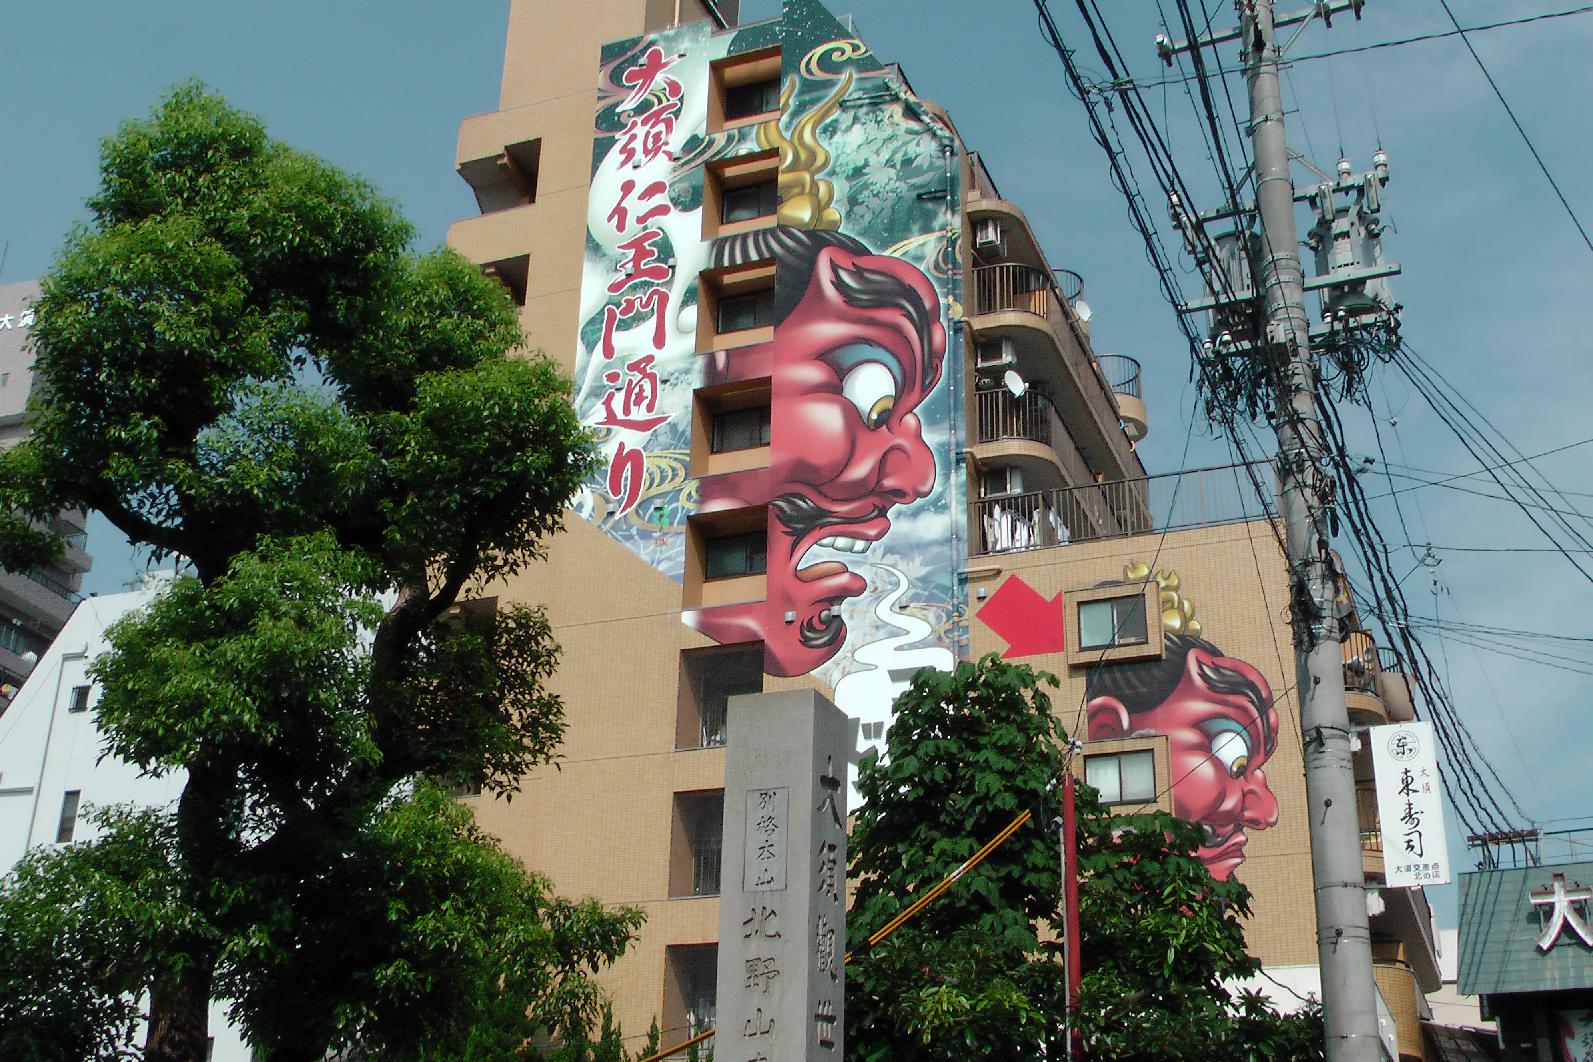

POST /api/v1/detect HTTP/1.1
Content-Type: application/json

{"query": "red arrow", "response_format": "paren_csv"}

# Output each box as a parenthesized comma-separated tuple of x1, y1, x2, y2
(976, 576, 1066, 659)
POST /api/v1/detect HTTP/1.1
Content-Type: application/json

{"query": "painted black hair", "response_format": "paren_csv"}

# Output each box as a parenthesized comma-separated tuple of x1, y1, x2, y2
(712, 225, 869, 324)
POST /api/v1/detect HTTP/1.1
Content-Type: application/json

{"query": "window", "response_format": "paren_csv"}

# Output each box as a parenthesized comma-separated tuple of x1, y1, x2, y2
(704, 530, 766, 580)
(716, 287, 776, 334)
(666, 945, 718, 1044)
(1077, 594, 1148, 650)
(675, 791, 724, 897)
(711, 406, 771, 453)
(721, 179, 778, 225)
(980, 466, 1023, 498)
(56, 789, 81, 843)
(724, 77, 781, 122)
(68, 684, 90, 713)
(1085, 750, 1156, 805)
(680, 644, 763, 749)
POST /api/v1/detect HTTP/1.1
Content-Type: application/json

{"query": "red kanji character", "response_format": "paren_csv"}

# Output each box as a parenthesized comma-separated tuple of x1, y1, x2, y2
(606, 178, 671, 234)
(595, 354, 667, 432)
(615, 98, 680, 170)
(607, 230, 670, 295)
(618, 45, 681, 111)
(607, 443, 646, 516)
(597, 287, 671, 359)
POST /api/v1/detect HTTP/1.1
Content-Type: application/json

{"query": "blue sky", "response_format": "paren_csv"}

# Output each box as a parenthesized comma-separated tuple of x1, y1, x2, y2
(3, 0, 1590, 922)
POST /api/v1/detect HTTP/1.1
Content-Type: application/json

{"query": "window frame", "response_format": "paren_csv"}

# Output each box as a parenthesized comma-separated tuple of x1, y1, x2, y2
(710, 405, 772, 454)
(703, 530, 768, 581)
(1076, 594, 1149, 651)
(68, 684, 91, 713)
(715, 287, 776, 335)
(1085, 749, 1158, 805)
(720, 178, 779, 226)
(56, 789, 81, 843)
(1065, 580, 1163, 668)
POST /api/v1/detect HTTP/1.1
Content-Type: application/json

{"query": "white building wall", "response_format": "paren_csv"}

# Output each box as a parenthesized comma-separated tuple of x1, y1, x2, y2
(0, 575, 251, 1062)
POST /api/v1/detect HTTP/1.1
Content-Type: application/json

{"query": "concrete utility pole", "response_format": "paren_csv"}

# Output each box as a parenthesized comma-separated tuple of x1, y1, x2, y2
(1242, 2, 1381, 1057)
(1161, 1, 1390, 1057)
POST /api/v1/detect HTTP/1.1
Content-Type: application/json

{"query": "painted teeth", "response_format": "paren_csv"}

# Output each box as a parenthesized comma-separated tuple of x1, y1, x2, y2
(818, 535, 871, 554)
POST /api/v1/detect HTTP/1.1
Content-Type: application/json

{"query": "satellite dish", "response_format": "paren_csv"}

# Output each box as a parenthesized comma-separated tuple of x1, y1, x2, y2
(1002, 369, 1028, 398)
(1073, 296, 1093, 323)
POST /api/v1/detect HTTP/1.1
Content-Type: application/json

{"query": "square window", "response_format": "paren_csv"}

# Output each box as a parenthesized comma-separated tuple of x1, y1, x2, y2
(724, 77, 781, 122)
(68, 684, 90, 713)
(704, 530, 767, 580)
(1077, 595, 1148, 650)
(1085, 750, 1156, 805)
(716, 287, 775, 334)
(680, 644, 763, 749)
(721, 180, 778, 225)
(711, 406, 771, 453)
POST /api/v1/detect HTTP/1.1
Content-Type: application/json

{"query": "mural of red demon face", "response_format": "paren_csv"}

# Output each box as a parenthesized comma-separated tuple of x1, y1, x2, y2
(690, 228, 947, 677)
(1086, 632, 1281, 881)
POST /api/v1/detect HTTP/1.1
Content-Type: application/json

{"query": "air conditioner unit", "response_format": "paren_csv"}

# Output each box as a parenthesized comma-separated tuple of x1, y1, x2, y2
(974, 218, 1006, 257)
(980, 466, 1023, 498)
(976, 337, 1016, 370)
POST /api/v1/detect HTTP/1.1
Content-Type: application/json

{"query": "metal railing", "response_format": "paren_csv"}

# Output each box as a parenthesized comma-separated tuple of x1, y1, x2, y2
(976, 389, 1050, 446)
(1342, 630, 1381, 695)
(1098, 354, 1143, 399)
(1053, 268, 1085, 306)
(971, 462, 1275, 556)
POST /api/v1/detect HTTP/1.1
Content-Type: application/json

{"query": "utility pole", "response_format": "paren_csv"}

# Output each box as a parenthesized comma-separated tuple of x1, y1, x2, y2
(1159, 2, 1396, 1058)
(1242, 3, 1382, 1057)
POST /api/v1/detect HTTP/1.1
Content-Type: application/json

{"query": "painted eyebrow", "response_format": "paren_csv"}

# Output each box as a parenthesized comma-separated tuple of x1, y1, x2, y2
(1197, 659, 1276, 754)
(824, 341, 905, 388)
(828, 260, 936, 388)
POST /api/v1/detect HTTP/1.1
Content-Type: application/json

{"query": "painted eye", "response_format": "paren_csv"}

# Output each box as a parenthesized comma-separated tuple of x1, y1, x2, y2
(1208, 729, 1251, 778)
(841, 361, 898, 429)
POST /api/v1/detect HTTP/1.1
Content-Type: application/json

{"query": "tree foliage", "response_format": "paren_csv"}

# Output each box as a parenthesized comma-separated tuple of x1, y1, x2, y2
(0, 83, 638, 1062)
(844, 654, 1323, 1061)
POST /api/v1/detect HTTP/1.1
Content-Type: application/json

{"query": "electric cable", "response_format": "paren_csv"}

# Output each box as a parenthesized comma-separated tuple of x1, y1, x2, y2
(1433, 0, 1593, 256)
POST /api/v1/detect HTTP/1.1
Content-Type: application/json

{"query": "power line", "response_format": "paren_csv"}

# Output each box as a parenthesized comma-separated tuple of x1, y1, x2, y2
(1086, 5, 1593, 93)
(1434, 0, 1593, 256)
(1362, 435, 1593, 500)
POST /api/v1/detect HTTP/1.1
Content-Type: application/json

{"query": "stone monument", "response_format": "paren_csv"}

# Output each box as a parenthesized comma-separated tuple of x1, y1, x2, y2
(716, 688, 853, 1061)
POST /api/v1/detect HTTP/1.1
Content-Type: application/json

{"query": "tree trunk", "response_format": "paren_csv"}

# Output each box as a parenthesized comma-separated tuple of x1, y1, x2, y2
(143, 955, 214, 1062)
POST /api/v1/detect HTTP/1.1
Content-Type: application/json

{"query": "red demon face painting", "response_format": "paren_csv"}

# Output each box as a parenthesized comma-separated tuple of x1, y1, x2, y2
(1086, 635, 1281, 880)
(690, 237, 946, 677)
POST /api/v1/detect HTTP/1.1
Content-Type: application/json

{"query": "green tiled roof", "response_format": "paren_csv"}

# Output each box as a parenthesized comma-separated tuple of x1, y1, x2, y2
(1458, 861, 1593, 996)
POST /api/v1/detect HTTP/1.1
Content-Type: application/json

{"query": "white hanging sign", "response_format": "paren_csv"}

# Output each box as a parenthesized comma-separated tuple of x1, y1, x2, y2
(1371, 720, 1451, 887)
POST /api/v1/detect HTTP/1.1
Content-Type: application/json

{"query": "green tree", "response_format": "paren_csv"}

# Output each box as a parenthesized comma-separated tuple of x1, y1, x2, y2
(844, 654, 1322, 1061)
(0, 84, 640, 1062)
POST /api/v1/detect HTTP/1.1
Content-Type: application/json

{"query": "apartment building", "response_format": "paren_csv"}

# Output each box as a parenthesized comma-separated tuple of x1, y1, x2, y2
(447, 1, 1437, 1055)
(0, 280, 93, 713)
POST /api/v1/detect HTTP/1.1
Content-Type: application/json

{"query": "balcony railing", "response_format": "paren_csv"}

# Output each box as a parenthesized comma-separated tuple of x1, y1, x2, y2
(1098, 354, 1143, 399)
(976, 389, 1050, 446)
(1342, 630, 1381, 695)
(972, 461, 1275, 556)
(967, 150, 1002, 201)
(976, 389, 1094, 487)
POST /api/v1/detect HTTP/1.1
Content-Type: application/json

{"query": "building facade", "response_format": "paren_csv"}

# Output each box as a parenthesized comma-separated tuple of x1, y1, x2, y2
(0, 280, 93, 712)
(448, 0, 1437, 1055)
(0, 575, 250, 1062)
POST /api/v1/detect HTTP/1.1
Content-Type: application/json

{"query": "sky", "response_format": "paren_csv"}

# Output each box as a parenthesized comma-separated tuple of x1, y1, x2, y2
(2, 0, 1590, 925)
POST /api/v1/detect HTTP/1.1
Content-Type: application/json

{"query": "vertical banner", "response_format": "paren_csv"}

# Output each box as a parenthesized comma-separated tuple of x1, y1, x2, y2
(1371, 720, 1451, 887)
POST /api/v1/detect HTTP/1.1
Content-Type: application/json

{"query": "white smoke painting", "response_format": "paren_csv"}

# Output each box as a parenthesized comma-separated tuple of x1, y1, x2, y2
(832, 563, 953, 805)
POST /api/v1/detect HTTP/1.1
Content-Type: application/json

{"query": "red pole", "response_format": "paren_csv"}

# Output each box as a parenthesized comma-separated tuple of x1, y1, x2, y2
(1063, 771, 1083, 1058)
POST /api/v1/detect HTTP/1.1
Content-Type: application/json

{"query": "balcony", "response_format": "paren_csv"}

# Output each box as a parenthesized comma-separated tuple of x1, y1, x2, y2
(1097, 354, 1148, 443)
(971, 263, 1138, 482)
(1342, 630, 1389, 726)
(1358, 783, 1385, 878)
(972, 461, 1274, 557)
(974, 389, 1093, 488)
